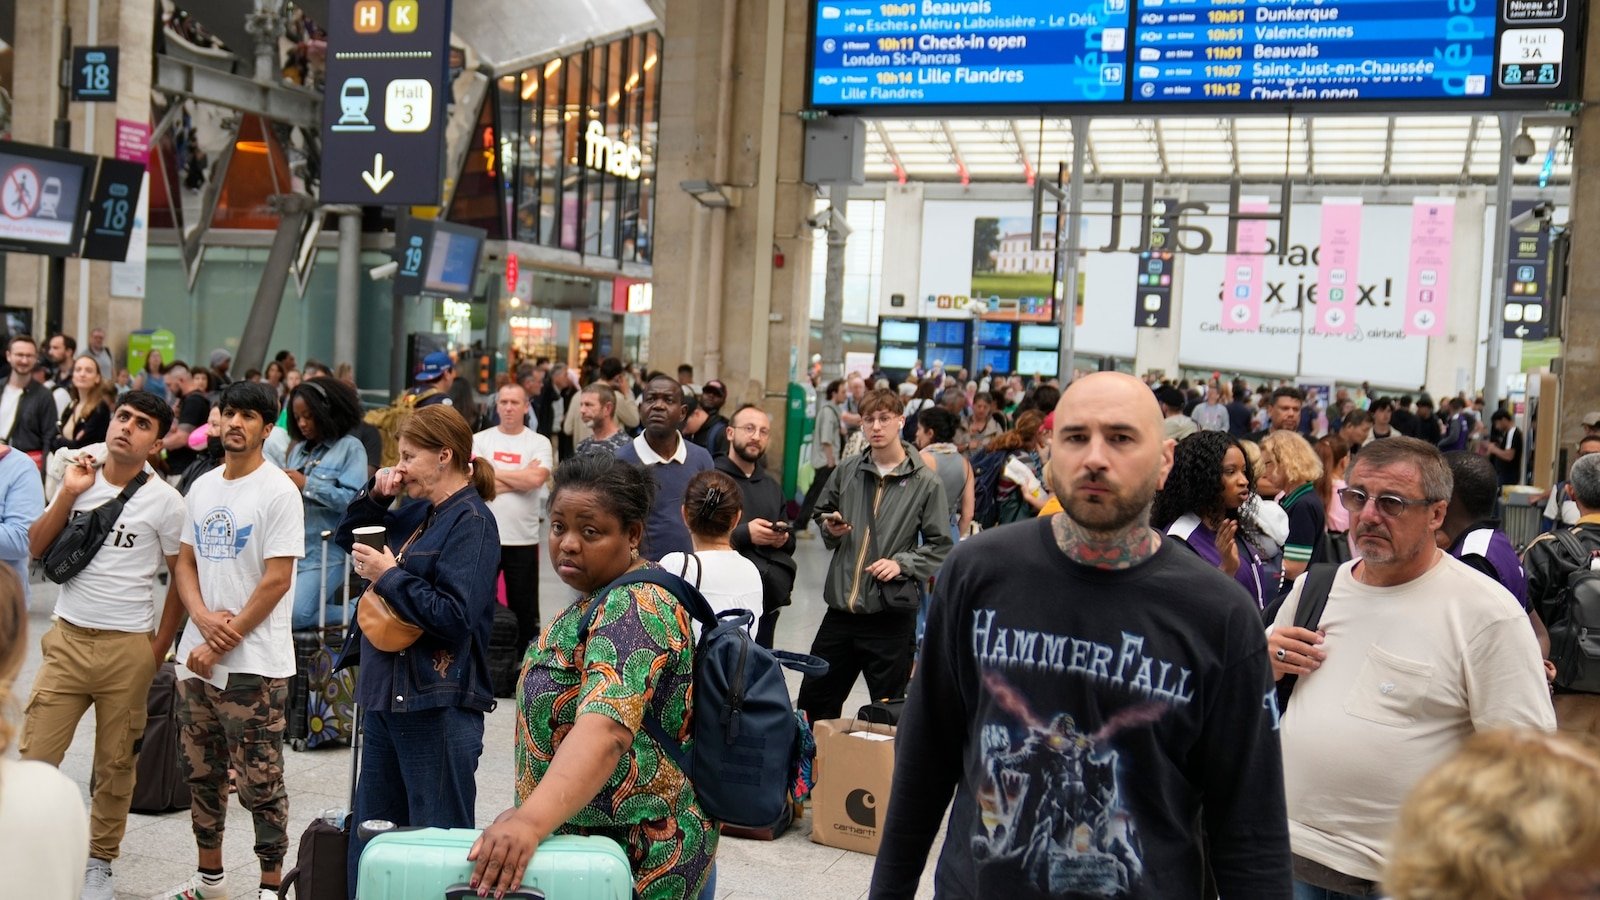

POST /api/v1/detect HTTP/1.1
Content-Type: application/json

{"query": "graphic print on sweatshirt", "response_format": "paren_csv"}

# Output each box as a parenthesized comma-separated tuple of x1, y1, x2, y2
(194, 507, 253, 561)
(971, 609, 1195, 897)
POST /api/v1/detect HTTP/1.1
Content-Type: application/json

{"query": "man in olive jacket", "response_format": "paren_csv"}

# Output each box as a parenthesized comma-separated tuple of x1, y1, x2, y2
(798, 388, 953, 722)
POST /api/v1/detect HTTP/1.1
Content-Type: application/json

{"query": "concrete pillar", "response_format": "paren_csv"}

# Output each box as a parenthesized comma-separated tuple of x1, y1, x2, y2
(1423, 190, 1487, 399)
(878, 183, 923, 318)
(652, 0, 817, 454)
(335, 210, 363, 368)
(1558, 10, 1600, 450)
(4, 0, 154, 364)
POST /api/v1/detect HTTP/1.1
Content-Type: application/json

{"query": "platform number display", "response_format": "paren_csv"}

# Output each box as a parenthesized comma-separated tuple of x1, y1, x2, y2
(79, 158, 146, 262)
(70, 47, 118, 102)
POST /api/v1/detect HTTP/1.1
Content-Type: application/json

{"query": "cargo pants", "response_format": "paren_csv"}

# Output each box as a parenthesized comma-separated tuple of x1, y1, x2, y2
(19, 621, 159, 862)
(176, 673, 291, 870)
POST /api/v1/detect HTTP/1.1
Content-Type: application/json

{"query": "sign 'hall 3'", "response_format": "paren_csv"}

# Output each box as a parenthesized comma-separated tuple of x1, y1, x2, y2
(320, 0, 453, 206)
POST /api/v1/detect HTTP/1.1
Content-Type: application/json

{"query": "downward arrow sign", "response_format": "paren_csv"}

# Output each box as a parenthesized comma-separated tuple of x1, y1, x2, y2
(362, 154, 395, 194)
(1145, 314, 1158, 326)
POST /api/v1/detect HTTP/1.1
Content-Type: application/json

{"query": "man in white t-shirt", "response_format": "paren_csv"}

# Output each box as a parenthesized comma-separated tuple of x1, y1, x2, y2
(18, 391, 186, 900)
(473, 383, 552, 651)
(1268, 436, 1555, 897)
(164, 383, 304, 900)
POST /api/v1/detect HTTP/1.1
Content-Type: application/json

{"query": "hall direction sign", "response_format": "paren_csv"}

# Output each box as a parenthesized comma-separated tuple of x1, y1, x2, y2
(320, 0, 453, 206)
(808, 0, 1583, 112)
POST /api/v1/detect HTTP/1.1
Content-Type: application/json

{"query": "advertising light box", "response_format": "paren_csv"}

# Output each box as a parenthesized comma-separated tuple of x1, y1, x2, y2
(0, 144, 95, 257)
(809, 0, 1583, 112)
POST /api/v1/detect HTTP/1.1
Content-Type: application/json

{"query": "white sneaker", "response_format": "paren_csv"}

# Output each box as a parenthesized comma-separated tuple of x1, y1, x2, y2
(259, 889, 282, 900)
(156, 871, 228, 899)
(81, 859, 114, 900)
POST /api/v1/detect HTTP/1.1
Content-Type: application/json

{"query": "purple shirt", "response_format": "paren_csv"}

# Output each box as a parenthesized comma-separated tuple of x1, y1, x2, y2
(1449, 522, 1530, 610)
(1166, 514, 1272, 609)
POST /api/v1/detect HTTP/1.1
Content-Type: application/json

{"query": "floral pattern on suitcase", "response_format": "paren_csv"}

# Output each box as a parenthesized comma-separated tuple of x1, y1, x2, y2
(516, 575, 716, 900)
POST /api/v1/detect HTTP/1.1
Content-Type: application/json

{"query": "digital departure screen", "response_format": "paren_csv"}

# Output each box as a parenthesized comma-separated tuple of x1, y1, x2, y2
(808, 0, 1582, 109)
(809, 0, 1132, 107)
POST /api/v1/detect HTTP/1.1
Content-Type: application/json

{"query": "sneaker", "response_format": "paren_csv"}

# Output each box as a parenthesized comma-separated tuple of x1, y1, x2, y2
(157, 871, 228, 899)
(259, 889, 282, 900)
(81, 859, 114, 900)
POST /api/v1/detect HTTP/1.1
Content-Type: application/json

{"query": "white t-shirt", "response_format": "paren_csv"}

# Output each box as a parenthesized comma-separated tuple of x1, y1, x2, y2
(659, 550, 762, 640)
(0, 758, 88, 898)
(1273, 554, 1556, 882)
(0, 384, 21, 438)
(1545, 489, 1580, 527)
(52, 466, 186, 633)
(176, 461, 305, 680)
(472, 426, 553, 546)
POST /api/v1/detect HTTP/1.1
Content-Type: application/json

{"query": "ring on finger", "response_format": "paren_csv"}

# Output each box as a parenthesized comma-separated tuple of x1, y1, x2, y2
(1275, 647, 1287, 661)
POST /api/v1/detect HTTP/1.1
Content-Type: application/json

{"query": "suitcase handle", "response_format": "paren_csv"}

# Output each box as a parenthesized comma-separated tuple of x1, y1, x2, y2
(443, 886, 542, 900)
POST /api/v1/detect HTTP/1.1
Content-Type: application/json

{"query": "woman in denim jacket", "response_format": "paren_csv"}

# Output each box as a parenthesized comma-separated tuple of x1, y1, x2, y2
(334, 405, 501, 896)
(271, 377, 370, 629)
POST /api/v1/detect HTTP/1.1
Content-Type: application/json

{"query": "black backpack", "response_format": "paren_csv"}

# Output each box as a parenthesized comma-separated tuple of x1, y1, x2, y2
(1547, 531, 1600, 693)
(579, 568, 828, 829)
(969, 449, 1009, 530)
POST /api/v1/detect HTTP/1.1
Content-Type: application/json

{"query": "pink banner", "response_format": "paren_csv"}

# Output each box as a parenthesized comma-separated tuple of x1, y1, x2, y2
(1403, 198, 1455, 337)
(1315, 198, 1363, 334)
(1220, 199, 1270, 331)
(114, 119, 150, 164)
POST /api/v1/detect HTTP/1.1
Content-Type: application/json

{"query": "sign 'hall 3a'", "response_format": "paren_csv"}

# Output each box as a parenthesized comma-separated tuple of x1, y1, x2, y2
(320, 0, 453, 206)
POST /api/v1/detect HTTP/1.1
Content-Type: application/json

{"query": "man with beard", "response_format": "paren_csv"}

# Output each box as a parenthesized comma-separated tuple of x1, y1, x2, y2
(1, 335, 61, 461)
(1267, 437, 1553, 897)
(615, 373, 713, 559)
(716, 404, 796, 648)
(872, 372, 1290, 900)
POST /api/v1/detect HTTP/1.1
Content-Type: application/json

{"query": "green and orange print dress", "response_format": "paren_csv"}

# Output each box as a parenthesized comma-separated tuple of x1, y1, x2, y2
(515, 575, 717, 899)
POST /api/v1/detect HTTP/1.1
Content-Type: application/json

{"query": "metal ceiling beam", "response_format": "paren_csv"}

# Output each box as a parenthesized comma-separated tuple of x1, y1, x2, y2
(154, 52, 321, 130)
(874, 120, 908, 179)
(1227, 119, 1241, 178)
(1304, 118, 1315, 181)
(1152, 120, 1170, 180)
(1461, 117, 1481, 182)
(1079, 120, 1100, 176)
(940, 121, 968, 178)
(1007, 119, 1034, 178)
(1382, 117, 1397, 183)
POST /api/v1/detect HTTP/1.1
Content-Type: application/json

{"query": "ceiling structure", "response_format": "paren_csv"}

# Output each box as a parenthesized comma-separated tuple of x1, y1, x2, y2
(864, 115, 1575, 186)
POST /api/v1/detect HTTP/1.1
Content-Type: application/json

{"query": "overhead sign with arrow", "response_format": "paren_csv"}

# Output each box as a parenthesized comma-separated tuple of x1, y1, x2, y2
(319, 0, 453, 206)
(1501, 200, 1551, 341)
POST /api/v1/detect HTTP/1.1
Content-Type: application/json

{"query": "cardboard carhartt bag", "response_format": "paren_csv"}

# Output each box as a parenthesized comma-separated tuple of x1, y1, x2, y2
(810, 718, 897, 855)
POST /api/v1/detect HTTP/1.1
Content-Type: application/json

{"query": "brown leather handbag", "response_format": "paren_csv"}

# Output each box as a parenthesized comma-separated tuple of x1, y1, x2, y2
(355, 523, 427, 652)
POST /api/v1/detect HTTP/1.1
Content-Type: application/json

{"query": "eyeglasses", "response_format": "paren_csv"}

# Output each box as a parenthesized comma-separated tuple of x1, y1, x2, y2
(1338, 487, 1438, 518)
(732, 424, 770, 438)
(863, 414, 901, 428)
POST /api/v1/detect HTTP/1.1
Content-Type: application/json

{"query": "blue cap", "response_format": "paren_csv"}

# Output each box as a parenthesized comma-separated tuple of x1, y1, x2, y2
(416, 351, 454, 382)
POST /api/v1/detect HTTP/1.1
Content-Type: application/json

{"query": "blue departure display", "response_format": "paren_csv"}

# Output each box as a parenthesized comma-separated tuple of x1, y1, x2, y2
(810, 0, 1132, 106)
(808, 0, 1580, 108)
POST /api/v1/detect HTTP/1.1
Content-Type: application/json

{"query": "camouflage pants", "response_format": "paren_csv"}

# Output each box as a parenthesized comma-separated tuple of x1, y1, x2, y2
(176, 673, 290, 868)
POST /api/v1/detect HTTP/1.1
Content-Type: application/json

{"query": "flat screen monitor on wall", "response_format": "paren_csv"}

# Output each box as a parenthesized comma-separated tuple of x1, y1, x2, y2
(978, 320, 1015, 347)
(879, 318, 922, 344)
(980, 347, 1014, 374)
(0, 143, 95, 257)
(1018, 324, 1061, 350)
(1016, 350, 1060, 378)
(422, 221, 487, 296)
(879, 346, 919, 370)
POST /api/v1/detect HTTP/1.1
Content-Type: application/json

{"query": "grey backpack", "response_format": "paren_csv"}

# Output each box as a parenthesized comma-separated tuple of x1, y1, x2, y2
(1549, 531, 1600, 693)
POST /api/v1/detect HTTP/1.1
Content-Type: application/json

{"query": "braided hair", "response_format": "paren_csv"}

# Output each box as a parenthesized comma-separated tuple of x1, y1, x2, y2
(682, 469, 742, 538)
(1152, 431, 1259, 535)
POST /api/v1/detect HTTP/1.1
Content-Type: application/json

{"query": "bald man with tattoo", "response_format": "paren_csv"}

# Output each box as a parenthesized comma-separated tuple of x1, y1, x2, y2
(871, 372, 1291, 900)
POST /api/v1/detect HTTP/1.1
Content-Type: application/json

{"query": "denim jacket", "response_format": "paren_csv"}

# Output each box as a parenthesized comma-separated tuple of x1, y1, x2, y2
(334, 481, 501, 713)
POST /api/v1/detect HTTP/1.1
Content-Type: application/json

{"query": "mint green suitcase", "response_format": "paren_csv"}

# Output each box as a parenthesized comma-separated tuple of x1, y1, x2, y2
(356, 828, 633, 899)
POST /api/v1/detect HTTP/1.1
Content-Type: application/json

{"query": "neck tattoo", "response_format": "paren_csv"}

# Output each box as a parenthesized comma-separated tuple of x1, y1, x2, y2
(1051, 511, 1161, 571)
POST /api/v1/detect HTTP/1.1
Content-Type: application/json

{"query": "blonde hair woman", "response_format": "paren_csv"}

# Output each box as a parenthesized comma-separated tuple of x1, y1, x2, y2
(1386, 729, 1600, 900)
(1259, 430, 1326, 591)
(0, 564, 89, 895)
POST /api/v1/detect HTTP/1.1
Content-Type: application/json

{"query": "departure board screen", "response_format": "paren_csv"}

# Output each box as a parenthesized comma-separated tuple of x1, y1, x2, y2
(809, 0, 1132, 107)
(808, 0, 1582, 109)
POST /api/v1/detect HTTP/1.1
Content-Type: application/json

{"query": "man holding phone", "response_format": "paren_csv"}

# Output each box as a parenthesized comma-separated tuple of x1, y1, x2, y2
(717, 405, 797, 649)
(797, 388, 952, 722)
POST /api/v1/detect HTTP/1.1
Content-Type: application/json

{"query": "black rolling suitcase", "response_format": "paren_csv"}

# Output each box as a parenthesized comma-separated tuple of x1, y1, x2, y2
(488, 604, 523, 698)
(280, 704, 362, 899)
(288, 531, 358, 751)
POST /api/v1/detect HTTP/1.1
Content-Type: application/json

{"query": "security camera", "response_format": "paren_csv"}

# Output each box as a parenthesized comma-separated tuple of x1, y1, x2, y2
(1511, 129, 1537, 165)
(806, 207, 852, 236)
(1508, 201, 1554, 230)
(369, 260, 399, 281)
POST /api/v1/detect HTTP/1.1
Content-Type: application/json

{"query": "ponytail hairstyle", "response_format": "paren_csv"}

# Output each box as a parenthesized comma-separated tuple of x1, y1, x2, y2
(682, 469, 742, 539)
(398, 404, 498, 501)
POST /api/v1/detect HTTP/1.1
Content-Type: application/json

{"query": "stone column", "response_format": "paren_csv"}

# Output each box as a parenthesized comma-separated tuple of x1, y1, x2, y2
(652, 0, 817, 454)
(1558, 10, 1600, 450)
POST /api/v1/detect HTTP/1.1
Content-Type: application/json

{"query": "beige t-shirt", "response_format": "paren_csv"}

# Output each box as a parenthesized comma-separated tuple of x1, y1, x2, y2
(1273, 554, 1556, 882)
(0, 758, 88, 897)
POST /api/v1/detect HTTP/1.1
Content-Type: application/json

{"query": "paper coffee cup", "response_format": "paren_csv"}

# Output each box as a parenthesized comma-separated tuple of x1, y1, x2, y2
(353, 526, 386, 549)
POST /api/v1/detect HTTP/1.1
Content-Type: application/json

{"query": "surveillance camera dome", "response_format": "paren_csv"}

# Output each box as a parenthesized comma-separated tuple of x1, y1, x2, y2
(1511, 130, 1536, 164)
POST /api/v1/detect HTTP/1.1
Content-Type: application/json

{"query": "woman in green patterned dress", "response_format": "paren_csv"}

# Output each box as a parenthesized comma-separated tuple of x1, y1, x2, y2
(470, 452, 715, 900)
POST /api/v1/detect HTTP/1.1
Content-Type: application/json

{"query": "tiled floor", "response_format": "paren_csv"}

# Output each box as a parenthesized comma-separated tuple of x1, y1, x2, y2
(13, 534, 943, 899)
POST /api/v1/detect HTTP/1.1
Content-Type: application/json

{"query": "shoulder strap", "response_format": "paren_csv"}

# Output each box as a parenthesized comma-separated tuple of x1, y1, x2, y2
(1292, 563, 1340, 632)
(677, 552, 703, 590)
(578, 567, 720, 641)
(116, 470, 151, 503)
(1552, 528, 1589, 571)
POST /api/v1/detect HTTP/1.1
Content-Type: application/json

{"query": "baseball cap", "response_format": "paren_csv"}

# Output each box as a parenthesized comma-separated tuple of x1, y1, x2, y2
(209, 348, 231, 368)
(1582, 411, 1600, 428)
(415, 351, 454, 382)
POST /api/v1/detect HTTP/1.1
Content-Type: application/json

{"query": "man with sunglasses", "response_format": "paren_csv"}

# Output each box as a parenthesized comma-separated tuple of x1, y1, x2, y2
(1267, 437, 1554, 899)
